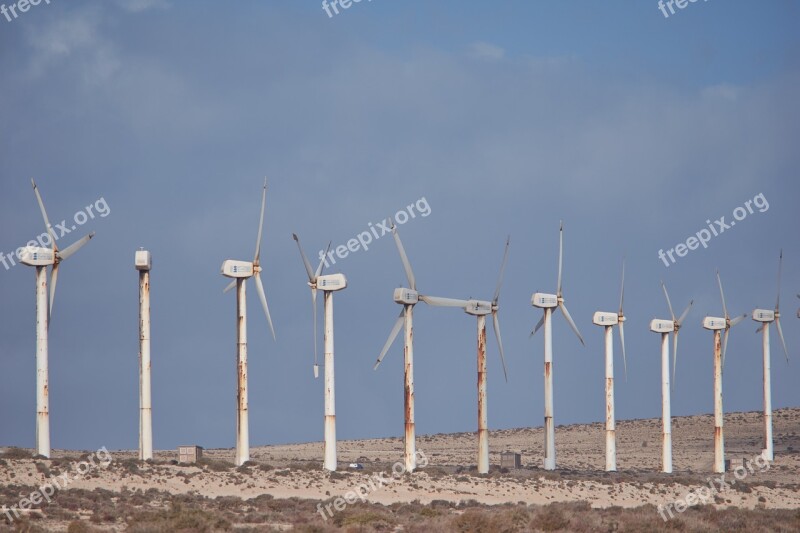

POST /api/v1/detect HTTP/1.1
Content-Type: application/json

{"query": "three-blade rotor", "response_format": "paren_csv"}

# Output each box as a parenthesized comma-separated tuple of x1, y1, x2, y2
(223, 179, 276, 341)
(716, 270, 746, 367)
(293, 233, 330, 378)
(531, 222, 584, 346)
(661, 281, 692, 387)
(31, 179, 95, 322)
(756, 250, 789, 363)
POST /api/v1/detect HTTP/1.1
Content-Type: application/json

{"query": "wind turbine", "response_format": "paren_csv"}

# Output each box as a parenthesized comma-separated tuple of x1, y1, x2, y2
(293, 234, 346, 472)
(220, 179, 276, 467)
(402, 237, 511, 474)
(649, 282, 692, 474)
(373, 219, 446, 473)
(530, 222, 584, 471)
(752, 250, 789, 462)
(18, 180, 95, 458)
(591, 260, 627, 472)
(702, 270, 747, 473)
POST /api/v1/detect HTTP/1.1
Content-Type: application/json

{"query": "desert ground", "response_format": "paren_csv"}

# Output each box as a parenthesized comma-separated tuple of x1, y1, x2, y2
(1, 408, 799, 531)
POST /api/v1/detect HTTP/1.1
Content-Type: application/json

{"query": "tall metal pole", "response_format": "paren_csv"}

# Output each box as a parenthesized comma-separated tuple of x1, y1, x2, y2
(661, 332, 672, 473)
(323, 291, 337, 472)
(543, 307, 555, 470)
(604, 325, 616, 472)
(477, 315, 489, 474)
(35, 266, 50, 458)
(762, 326, 773, 461)
(403, 304, 416, 473)
(139, 267, 153, 461)
(235, 278, 249, 466)
(713, 329, 725, 473)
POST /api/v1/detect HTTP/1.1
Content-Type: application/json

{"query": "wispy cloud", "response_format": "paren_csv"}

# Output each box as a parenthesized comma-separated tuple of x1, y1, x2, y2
(469, 41, 505, 61)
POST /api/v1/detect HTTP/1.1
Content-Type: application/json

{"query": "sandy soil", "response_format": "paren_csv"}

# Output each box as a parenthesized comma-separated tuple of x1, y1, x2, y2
(2, 408, 799, 521)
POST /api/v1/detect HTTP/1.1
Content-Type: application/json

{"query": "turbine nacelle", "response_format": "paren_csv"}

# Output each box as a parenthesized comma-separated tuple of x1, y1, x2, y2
(393, 288, 419, 305)
(135, 250, 152, 271)
(465, 299, 493, 316)
(703, 317, 727, 331)
(752, 309, 775, 323)
(221, 259, 254, 278)
(316, 273, 347, 292)
(532, 292, 558, 309)
(19, 246, 55, 267)
(650, 319, 674, 333)
(593, 311, 619, 326)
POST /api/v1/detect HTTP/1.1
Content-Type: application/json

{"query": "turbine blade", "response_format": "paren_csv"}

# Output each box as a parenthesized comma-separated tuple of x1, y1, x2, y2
(57, 232, 94, 261)
(661, 281, 676, 322)
(775, 318, 789, 363)
(618, 259, 625, 316)
(722, 328, 730, 368)
(390, 219, 416, 291)
(254, 178, 267, 263)
(530, 314, 545, 338)
(493, 236, 510, 304)
(717, 270, 729, 319)
(557, 221, 563, 297)
(48, 263, 59, 322)
(755, 324, 764, 334)
(292, 233, 315, 282)
(618, 320, 627, 382)
(419, 295, 469, 308)
(492, 311, 508, 382)
(31, 179, 58, 253)
(775, 249, 783, 311)
(678, 300, 693, 326)
(223, 279, 236, 293)
(254, 273, 276, 341)
(730, 314, 747, 327)
(315, 242, 331, 279)
(559, 302, 585, 346)
(312, 287, 318, 377)
(374, 309, 405, 370)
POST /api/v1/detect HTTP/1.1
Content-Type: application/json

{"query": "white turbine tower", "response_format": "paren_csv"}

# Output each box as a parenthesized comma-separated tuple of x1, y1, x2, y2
(591, 260, 627, 472)
(293, 234, 346, 472)
(135, 249, 153, 461)
(752, 250, 789, 462)
(220, 179, 276, 467)
(408, 238, 511, 474)
(530, 222, 584, 471)
(373, 219, 451, 473)
(702, 270, 747, 473)
(649, 282, 692, 473)
(19, 179, 95, 458)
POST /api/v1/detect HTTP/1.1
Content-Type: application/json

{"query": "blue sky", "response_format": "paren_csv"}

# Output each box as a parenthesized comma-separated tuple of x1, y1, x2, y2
(1, 1, 799, 456)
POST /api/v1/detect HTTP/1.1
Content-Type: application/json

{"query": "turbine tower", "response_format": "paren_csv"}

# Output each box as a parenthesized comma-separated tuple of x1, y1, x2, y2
(591, 260, 627, 472)
(220, 179, 276, 467)
(135, 249, 153, 461)
(752, 250, 789, 461)
(293, 234, 346, 472)
(411, 237, 511, 474)
(530, 222, 584, 470)
(649, 282, 692, 473)
(702, 270, 746, 473)
(19, 179, 95, 458)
